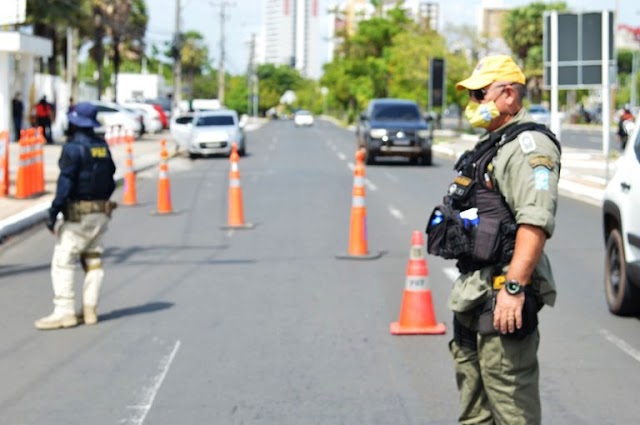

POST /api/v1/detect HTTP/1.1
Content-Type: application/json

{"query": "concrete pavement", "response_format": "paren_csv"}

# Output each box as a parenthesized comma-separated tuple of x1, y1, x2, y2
(0, 118, 611, 242)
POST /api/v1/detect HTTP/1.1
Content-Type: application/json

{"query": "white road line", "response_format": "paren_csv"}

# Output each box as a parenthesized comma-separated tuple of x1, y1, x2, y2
(384, 171, 398, 182)
(388, 205, 404, 221)
(338, 152, 347, 161)
(443, 267, 460, 282)
(347, 162, 355, 171)
(365, 179, 377, 191)
(125, 340, 182, 425)
(599, 329, 640, 363)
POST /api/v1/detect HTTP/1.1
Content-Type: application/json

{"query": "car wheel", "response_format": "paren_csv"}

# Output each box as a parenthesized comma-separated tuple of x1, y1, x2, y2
(604, 228, 640, 316)
(189, 152, 198, 160)
(421, 150, 432, 166)
(238, 146, 246, 156)
(365, 150, 376, 165)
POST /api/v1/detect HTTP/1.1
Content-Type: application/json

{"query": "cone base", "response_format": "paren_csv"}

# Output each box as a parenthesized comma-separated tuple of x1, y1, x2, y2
(220, 222, 255, 230)
(335, 250, 383, 260)
(150, 209, 179, 216)
(390, 321, 446, 335)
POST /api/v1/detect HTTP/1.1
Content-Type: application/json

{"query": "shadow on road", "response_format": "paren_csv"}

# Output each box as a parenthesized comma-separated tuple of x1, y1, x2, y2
(98, 301, 174, 322)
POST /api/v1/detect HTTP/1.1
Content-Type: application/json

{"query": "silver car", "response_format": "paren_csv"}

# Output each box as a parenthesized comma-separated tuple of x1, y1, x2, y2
(171, 110, 246, 158)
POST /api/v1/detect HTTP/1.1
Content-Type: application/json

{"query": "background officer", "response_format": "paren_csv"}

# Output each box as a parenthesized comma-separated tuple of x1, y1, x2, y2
(35, 102, 116, 330)
(446, 55, 561, 424)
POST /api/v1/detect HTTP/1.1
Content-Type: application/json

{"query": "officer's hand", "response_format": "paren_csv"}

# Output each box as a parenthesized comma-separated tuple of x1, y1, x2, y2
(493, 288, 525, 334)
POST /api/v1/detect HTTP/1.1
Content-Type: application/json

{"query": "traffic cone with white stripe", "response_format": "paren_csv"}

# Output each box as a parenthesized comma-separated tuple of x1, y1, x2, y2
(336, 149, 381, 260)
(390, 231, 446, 335)
(220, 143, 253, 229)
(155, 139, 173, 214)
(122, 135, 137, 206)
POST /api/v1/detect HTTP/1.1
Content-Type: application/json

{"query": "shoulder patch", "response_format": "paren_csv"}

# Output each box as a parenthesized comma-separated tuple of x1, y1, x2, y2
(528, 155, 555, 170)
(533, 167, 551, 191)
(518, 132, 536, 154)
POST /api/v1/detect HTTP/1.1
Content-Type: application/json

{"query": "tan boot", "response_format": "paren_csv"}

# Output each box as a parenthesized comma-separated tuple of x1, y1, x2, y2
(34, 311, 79, 330)
(83, 306, 98, 325)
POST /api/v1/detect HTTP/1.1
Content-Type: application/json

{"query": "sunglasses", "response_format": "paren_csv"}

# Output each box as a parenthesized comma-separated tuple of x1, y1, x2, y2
(468, 84, 510, 101)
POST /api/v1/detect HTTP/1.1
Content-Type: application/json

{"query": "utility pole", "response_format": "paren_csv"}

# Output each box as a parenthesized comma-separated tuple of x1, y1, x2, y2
(247, 33, 257, 117)
(173, 0, 182, 113)
(215, 1, 235, 106)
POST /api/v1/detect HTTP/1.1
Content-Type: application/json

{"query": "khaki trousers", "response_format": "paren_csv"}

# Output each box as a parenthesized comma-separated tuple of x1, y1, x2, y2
(50, 213, 110, 313)
(450, 329, 541, 425)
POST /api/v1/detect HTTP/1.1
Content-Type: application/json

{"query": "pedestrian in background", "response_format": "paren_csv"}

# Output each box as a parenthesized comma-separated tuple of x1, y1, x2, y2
(11, 92, 24, 142)
(426, 55, 561, 424)
(35, 102, 117, 330)
(35, 95, 54, 144)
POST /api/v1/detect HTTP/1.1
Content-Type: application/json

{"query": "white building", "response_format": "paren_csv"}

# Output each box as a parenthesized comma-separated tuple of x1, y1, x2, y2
(115, 73, 168, 104)
(262, 0, 324, 79)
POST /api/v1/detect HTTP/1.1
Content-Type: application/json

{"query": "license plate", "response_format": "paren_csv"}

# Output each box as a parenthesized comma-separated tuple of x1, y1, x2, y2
(394, 139, 411, 146)
(204, 142, 222, 148)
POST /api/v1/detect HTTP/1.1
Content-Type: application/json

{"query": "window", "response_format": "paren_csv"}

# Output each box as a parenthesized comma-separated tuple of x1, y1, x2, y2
(372, 105, 421, 121)
(196, 115, 235, 126)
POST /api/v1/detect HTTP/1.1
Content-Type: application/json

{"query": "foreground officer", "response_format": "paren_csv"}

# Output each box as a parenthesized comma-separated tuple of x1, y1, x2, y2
(35, 102, 116, 330)
(426, 55, 561, 424)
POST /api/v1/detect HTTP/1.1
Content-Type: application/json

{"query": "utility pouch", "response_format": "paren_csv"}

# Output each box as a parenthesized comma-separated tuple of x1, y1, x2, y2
(477, 292, 498, 336)
(472, 216, 501, 262)
(476, 287, 539, 338)
(426, 205, 471, 259)
(105, 201, 118, 218)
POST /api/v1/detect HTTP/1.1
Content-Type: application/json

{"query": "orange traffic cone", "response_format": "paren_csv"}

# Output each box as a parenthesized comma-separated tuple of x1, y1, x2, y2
(155, 139, 173, 214)
(336, 149, 381, 260)
(122, 136, 137, 206)
(220, 143, 253, 229)
(390, 230, 446, 335)
(0, 131, 9, 197)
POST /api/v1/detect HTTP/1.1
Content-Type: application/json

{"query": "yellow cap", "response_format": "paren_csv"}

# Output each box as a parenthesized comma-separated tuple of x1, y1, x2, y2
(456, 55, 526, 90)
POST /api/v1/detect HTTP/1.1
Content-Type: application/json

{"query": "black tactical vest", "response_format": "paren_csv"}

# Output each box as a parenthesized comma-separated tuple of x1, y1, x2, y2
(426, 122, 561, 274)
(72, 134, 116, 201)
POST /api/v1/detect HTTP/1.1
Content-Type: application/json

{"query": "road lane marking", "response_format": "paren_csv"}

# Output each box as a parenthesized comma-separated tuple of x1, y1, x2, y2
(338, 152, 347, 161)
(365, 179, 377, 191)
(443, 267, 460, 282)
(599, 329, 640, 363)
(384, 171, 398, 182)
(125, 340, 182, 425)
(388, 205, 404, 222)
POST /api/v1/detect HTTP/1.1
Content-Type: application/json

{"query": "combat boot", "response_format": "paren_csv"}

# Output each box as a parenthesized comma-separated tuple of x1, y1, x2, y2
(34, 311, 79, 330)
(83, 306, 98, 325)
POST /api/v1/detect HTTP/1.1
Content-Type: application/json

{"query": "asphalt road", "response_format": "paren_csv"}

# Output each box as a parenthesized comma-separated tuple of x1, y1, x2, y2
(1, 119, 639, 425)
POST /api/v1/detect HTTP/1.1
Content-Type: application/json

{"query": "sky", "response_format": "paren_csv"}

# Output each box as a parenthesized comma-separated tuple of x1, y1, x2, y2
(145, 0, 640, 76)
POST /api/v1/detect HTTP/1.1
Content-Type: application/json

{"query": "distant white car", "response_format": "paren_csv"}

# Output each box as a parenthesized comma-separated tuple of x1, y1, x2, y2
(294, 110, 314, 127)
(170, 109, 246, 158)
(62, 100, 143, 138)
(602, 113, 640, 315)
(123, 102, 163, 134)
(528, 104, 550, 127)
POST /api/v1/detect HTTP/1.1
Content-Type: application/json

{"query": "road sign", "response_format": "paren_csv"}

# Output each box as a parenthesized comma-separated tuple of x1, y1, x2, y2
(543, 11, 615, 89)
(428, 58, 445, 111)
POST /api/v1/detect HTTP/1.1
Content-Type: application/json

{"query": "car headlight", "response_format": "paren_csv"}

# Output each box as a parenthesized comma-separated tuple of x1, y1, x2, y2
(370, 128, 387, 138)
(417, 129, 430, 139)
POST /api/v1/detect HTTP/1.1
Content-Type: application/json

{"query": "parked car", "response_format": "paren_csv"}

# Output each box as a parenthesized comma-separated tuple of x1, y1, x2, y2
(528, 104, 551, 127)
(170, 109, 246, 158)
(293, 110, 314, 126)
(356, 98, 432, 165)
(61, 100, 143, 138)
(602, 114, 640, 315)
(123, 102, 164, 134)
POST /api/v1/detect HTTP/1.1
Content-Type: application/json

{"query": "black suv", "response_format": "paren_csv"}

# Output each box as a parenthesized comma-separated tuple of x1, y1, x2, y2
(356, 98, 432, 165)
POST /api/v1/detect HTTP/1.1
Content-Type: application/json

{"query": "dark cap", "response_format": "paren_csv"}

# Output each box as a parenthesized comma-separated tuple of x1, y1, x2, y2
(68, 102, 101, 128)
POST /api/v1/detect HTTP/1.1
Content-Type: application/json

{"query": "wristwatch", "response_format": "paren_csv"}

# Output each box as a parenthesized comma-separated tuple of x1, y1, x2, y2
(505, 279, 523, 295)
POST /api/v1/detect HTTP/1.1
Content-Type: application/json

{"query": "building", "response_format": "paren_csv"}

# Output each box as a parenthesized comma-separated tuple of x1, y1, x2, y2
(262, 0, 324, 79)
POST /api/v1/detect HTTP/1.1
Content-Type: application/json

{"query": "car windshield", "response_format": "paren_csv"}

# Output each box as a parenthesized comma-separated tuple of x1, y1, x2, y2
(196, 115, 235, 126)
(296, 111, 311, 116)
(372, 105, 420, 121)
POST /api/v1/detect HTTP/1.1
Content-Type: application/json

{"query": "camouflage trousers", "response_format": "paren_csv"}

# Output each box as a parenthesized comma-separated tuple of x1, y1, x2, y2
(450, 327, 541, 425)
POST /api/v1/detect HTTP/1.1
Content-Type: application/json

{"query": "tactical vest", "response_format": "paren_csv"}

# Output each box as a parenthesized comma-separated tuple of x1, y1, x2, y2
(426, 122, 561, 274)
(72, 135, 116, 201)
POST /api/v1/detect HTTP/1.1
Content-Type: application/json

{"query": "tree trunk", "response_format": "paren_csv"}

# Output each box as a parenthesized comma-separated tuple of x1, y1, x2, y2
(113, 37, 121, 102)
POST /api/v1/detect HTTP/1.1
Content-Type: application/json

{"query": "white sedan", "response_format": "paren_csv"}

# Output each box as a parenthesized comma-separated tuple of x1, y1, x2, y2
(294, 110, 314, 127)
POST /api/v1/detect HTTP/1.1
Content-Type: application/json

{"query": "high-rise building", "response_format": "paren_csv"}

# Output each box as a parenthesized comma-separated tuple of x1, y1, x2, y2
(262, 0, 324, 79)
